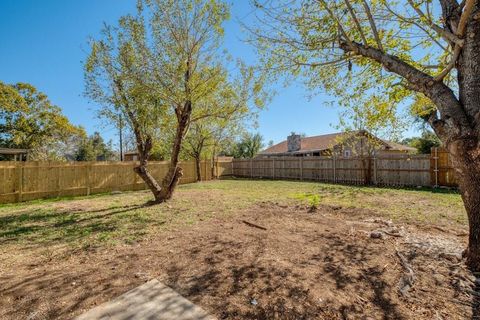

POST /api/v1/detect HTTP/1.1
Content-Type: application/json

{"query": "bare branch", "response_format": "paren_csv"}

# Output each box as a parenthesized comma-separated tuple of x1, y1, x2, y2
(383, 1, 449, 52)
(434, 0, 475, 81)
(434, 44, 461, 80)
(407, 0, 464, 46)
(457, 0, 476, 35)
(344, 0, 368, 46)
(318, 0, 354, 49)
(361, 0, 384, 51)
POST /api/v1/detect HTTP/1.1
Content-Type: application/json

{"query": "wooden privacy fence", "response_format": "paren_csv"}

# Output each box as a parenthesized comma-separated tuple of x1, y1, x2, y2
(431, 147, 457, 187)
(0, 149, 456, 204)
(232, 154, 445, 188)
(0, 160, 233, 204)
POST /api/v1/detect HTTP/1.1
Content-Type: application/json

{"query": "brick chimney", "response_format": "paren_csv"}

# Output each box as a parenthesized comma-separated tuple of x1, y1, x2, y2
(287, 133, 301, 152)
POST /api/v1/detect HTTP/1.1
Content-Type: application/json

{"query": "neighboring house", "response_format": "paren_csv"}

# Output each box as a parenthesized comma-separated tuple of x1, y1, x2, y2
(258, 131, 416, 158)
(124, 151, 140, 161)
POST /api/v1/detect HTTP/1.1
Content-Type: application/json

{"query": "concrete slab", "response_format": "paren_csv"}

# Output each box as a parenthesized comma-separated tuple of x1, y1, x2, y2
(75, 279, 216, 320)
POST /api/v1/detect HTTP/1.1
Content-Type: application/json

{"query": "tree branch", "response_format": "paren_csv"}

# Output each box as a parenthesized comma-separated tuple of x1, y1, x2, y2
(361, 0, 384, 51)
(457, 0, 476, 35)
(407, 0, 464, 46)
(434, 44, 461, 80)
(318, 0, 355, 50)
(344, 0, 368, 46)
(434, 0, 475, 81)
(339, 40, 472, 141)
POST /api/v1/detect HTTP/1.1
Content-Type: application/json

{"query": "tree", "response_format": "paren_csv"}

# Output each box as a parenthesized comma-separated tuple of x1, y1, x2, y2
(227, 132, 264, 158)
(85, 0, 236, 202)
(183, 69, 261, 181)
(0, 82, 84, 160)
(250, 0, 480, 269)
(184, 123, 213, 181)
(402, 131, 442, 154)
(75, 132, 116, 161)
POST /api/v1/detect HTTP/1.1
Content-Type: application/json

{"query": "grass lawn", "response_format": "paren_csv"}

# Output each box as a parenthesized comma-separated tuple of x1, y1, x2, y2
(0, 179, 473, 319)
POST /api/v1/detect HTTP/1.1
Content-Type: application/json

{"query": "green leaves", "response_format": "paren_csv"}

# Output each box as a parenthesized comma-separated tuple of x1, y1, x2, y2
(0, 82, 84, 159)
(250, 0, 451, 139)
(85, 0, 258, 168)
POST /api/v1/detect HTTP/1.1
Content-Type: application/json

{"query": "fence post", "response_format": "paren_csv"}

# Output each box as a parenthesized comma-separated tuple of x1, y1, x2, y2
(250, 159, 253, 178)
(205, 159, 208, 181)
(373, 156, 377, 185)
(56, 163, 61, 197)
(86, 162, 91, 195)
(333, 155, 336, 183)
(231, 160, 234, 176)
(272, 158, 275, 179)
(300, 157, 303, 180)
(16, 162, 23, 202)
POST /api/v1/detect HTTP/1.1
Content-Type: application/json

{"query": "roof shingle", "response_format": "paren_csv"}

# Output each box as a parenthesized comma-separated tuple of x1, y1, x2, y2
(260, 131, 415, 154)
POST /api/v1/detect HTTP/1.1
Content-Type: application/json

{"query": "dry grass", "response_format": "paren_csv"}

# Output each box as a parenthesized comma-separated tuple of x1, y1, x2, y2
(0, 178, 472, 320)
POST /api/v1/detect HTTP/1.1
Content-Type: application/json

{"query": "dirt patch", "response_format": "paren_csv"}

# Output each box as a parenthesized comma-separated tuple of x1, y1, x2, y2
(0, 201, 475, 319)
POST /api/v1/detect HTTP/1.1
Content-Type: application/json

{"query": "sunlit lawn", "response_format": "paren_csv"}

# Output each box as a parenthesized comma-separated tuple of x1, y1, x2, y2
(0, 178, 465, 253)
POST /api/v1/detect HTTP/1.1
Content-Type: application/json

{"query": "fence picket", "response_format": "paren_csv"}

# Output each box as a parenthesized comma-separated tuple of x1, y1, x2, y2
(231, 155, 434, 188)
(0, 152, 458, 204)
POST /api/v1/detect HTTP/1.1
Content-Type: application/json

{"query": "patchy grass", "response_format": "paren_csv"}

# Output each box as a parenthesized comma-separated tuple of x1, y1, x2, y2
(0, 178, 472, 320)
(0, 179, 465, 253)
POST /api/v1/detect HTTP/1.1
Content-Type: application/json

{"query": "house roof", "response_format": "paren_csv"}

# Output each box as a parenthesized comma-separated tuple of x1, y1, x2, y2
(0, 148, 30, 155)
(259, 131, 416, 155)
(379, 139, 417, 152)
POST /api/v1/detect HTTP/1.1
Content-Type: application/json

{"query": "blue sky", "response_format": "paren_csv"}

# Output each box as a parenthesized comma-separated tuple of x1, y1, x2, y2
(0, 0, 417, 147)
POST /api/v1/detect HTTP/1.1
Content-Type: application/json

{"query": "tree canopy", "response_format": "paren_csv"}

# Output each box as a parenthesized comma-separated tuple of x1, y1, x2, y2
(225, 132, 264, 158)
(402, 130, 442, 154)
(85, 0, 264, 201)
(250, 0, 477, 140)
(250, 0, 480, 270)
(0, 82, 85, 160)
(75, 132, 116, 161)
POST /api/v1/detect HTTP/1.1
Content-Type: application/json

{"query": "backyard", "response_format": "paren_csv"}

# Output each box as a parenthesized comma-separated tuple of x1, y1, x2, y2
(0, 178, 476, 319)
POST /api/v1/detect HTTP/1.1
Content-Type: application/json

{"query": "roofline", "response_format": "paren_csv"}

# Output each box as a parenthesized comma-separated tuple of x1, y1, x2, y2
(0, 148, 30, 154)
(260, 130, 416, 154)
(259, 148, 330, 155)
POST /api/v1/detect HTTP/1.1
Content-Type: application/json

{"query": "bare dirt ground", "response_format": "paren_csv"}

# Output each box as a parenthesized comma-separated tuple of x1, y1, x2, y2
(0, 180, 476, 319)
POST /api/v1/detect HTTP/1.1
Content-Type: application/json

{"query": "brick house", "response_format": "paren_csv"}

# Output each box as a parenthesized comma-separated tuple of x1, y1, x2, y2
(258, 131, 416, 158)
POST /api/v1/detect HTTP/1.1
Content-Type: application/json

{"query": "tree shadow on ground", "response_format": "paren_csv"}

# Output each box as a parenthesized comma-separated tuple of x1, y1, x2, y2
(0, 204, 147, 247)
(320, 233, 404, 319)
(0, 252, 143, 320)
(162, 232, 405, 319)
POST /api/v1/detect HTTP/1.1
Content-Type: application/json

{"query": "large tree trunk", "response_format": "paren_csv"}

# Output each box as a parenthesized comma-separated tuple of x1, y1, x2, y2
(339, 1, 480, 270)
(447, 139, 480, 271)
(156, 100, 192, 202)
(133, 158, 163, 202)
(452, 2, 480, 271)
(130, 131, 164, 203)
(156, 127, 186, 201)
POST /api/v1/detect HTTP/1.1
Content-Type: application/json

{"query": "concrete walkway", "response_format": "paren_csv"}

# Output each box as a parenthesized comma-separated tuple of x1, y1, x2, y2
(75, 279, 216, 320)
